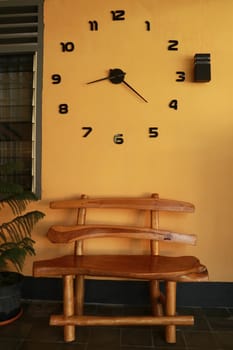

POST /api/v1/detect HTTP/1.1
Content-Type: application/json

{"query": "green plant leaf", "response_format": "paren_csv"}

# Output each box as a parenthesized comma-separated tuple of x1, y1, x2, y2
(0, 247, 26, 272)
(0, 211, 45, 242)
(0, 163, 45, 272)
(0, 192, 38, 215)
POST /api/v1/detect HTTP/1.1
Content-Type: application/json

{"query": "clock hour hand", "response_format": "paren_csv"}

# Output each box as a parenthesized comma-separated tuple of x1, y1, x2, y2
(86, 69, 125, 85)
(86, 75, 109, 84)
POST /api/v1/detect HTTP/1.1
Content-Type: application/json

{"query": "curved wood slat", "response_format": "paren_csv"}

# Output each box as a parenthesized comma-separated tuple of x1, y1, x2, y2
(47, 224, 196, 245)
(50, 197, 194, 212)
(33, 254, 206, 281)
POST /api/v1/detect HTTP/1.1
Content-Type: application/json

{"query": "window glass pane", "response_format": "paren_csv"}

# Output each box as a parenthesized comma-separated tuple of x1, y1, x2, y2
(0, 54, 33, 191)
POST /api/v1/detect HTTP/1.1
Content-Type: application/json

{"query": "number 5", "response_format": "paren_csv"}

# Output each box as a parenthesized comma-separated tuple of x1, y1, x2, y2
(149, 127, 159, 138)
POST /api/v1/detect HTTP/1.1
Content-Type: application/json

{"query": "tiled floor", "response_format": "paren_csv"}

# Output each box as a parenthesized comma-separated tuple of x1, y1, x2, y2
(0, 301, 233, 349)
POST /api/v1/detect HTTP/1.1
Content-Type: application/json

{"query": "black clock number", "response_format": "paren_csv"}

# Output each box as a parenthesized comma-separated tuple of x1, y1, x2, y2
(60, 42, 75, 52)
(82, 127, 93, 137)
(114, 133, 124, 144)
(149, 127, 159, 138)
(176, 71, 185, 82)
(59, 104, 68, 114)
(168, 40, 179, 51)
(89, 20, 98, 31)
(145, 21, 151, 31)
(169, 99, 178, 110)
(111, 10, 125, 21)
(51, 74, 61, 84)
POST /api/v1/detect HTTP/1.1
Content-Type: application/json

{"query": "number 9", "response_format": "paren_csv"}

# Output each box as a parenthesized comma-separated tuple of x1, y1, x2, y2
(51, 74, 61, 84)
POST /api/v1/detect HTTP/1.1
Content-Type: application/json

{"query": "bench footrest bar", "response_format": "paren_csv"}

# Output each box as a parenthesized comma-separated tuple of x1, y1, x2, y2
(50, 315, 194, 326)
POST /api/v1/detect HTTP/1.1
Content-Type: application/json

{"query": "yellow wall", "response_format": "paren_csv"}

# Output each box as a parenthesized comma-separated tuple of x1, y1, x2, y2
(24, 0, 233, 281)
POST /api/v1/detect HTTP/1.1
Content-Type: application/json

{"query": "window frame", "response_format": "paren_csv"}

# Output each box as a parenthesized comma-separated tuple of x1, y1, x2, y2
(0, 0, 43, 197)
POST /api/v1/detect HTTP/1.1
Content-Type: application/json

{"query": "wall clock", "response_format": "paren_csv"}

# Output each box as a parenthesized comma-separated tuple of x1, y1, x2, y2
(43, 0, 204, 144)
(43, 0, 217, 197)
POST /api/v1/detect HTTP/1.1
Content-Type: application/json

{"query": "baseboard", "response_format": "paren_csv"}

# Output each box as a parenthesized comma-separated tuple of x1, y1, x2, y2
(22, 277, 233, 307)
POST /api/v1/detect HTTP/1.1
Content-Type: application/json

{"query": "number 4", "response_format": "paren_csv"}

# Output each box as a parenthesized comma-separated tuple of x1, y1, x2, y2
(169, 99, 178, 110)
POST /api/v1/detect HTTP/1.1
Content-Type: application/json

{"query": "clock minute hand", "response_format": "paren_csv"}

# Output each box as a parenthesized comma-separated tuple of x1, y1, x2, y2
(109, 68, 148, 102)
(122, 80, 148, 103)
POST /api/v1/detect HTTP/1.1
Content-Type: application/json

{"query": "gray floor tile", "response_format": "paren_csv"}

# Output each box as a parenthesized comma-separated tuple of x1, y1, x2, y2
(121, 347, 155, 350)
(19, 341, 63, 350)
(0, 338, 22, 350)
(87, 345, 119, 350)
(202, 308, 231, 317)
(88, 327, 120, 345)
(215, 331, 233, 349)
(0, 318, 32, 339)
(153, 329, 186, 348)
(27, 318, 64, 342)
(121, 327, 153, 347)
(20, 341, 86, 350)
(208, 316, 233, 331)
(183, 331, 219, 348)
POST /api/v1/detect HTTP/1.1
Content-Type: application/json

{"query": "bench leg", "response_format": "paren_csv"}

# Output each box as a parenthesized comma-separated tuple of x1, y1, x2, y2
(150, 280, 164, 316)
(75, 275, 85, 315)
(165, 281, 177, 343)
(63, 275, 75, 342)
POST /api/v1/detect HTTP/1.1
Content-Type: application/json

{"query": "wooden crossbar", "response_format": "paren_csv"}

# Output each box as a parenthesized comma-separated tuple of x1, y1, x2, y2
(50, 315, 194, 326)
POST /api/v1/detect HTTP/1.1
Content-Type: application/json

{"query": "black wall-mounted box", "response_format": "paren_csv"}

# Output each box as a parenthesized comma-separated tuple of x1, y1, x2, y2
(194, 53, 211, 82)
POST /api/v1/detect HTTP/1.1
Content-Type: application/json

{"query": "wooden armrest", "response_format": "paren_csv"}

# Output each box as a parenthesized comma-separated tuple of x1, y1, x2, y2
(47, 224, 196, 245)
(50, 197, 194, 212)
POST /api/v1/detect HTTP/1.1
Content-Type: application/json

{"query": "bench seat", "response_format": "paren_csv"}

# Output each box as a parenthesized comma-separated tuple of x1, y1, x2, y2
(33, 254, 208, 281)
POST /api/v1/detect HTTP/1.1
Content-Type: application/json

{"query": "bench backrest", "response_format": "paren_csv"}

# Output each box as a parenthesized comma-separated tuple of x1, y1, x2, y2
(48, 193, 195, 256)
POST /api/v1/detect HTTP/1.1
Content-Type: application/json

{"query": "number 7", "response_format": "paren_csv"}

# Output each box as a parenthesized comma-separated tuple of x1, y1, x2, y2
(82, 127, 93, 137)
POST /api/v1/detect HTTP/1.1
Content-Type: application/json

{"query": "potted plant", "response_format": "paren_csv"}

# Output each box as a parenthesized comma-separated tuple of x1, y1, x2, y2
(0, 162, 45, 325)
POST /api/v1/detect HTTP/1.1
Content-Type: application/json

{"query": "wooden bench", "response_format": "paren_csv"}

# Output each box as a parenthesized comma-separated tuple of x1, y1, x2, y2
(33, 194, 208, 343)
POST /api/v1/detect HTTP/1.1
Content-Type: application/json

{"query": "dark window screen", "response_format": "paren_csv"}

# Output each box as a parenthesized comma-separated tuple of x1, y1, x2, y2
(0, 54, 33, 191)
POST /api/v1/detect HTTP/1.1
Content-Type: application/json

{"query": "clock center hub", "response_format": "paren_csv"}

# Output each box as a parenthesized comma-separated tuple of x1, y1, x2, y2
(109, 68, 125, 84)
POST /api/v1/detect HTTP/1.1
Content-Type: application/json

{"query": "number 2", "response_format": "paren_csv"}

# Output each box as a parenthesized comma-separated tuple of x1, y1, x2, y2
(168, 40, 179, 50)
